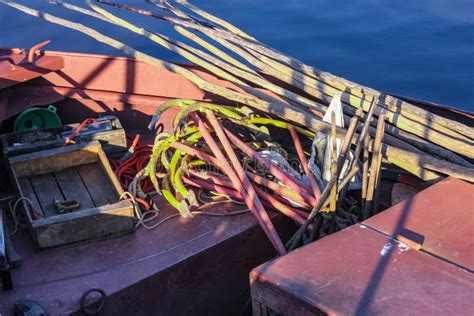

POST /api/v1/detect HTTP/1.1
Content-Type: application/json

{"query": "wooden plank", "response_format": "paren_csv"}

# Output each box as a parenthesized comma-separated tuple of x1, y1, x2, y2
(29, 173, 63, 217)
(76, 163, 117, 207)
(54, 167, 95, 210)
(9, 142, 100, 177)
(17, 177, 43, 217)
(97, 147, 124, 195)
(33, 200, 134, 248)
(75, 128, 127, 156)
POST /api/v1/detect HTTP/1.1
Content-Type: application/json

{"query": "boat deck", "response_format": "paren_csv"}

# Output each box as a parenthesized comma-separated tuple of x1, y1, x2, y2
(250, 178, 474, 315)
(1, 194, 292, 315)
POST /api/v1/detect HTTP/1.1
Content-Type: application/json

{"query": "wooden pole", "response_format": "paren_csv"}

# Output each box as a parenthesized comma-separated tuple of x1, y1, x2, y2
(4, 1, 471, 182)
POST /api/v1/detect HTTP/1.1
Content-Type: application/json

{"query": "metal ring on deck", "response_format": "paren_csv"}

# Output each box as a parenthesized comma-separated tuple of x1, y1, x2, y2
(80, 288, 106, 315)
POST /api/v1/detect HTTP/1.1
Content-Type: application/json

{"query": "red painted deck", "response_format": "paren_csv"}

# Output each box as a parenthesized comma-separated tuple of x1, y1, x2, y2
(0, 48, 294, 315)
(250, 178, 474, 315)
(1, 47, 473, 315)
(364, 177, 473, 271)
(0, 196, 292, 315)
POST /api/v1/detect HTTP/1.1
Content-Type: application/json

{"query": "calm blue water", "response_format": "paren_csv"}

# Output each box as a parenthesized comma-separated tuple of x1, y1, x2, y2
(1, 0, 473, 111)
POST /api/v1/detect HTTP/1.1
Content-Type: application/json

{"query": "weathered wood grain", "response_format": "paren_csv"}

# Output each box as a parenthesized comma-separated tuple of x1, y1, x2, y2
(8, 141, 134, 248)
(17, 177, 42, 216)
(29, 173, 62, 217)
(76, 163, 117, 207)
(54, 167, 95, 210)
(32, 200, 134, 248)
(10, 142, 99, 177)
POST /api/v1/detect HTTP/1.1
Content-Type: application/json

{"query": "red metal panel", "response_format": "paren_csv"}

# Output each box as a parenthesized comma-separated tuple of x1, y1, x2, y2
(250, 224, 474, 315)
(364, 177, 474, 270)
(0, 49, 285, 123)
(0, 49, 282, 101)
(0, 55, 64, 89)
(0, 88, 65, 122)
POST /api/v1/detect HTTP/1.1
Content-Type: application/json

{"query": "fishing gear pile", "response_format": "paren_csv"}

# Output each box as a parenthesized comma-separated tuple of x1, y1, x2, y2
(3, 0, 473, 252)
(121, 99, 371, 254)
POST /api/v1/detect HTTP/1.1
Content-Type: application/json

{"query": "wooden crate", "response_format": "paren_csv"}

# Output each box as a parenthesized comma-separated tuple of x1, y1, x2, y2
(8, 141, 135, 248)
(1, 117, 127, 160)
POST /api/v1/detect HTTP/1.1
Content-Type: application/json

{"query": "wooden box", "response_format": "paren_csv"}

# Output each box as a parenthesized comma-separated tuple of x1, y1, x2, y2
(1, 116, 127, 160)
(8, 141, 135, 248)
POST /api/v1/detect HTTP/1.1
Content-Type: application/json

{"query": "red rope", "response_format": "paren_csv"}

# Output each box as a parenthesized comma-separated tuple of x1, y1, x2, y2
(63, 118, 97, 146)
(111, 134, 154, 210)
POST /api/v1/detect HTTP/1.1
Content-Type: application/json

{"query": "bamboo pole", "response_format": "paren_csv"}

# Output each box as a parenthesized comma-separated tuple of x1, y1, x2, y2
(364, 114, 386, 219)
(181, 25, 473, 160)
(207, 25, 474, 140)
(190, 112, 286, 254)
(175, 0, 257, 41)
(4, 1, 470, 182)
(146, 1, 474, 141)
(89, 1, 474, 157)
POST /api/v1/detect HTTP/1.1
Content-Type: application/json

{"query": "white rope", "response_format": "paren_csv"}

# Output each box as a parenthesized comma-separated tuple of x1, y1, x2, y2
(259, 150, 307, 183)
(197, 190, 245, 206)
(119, 191, 161, 229)
(140, 208, 250, 230)
(8, 197, 37, 235)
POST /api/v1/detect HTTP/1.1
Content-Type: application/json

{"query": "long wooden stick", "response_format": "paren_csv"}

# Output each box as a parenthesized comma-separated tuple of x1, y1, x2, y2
(288, 126, 321, 199)
(364, 114, 386, 219)
(204, 21, 474, 140)
(89, 0, 473, 159)
(329, 112, 338, 212)
(361, 133, 370, 215)
(190, 112, 285, 254)
(289, 111, 361, 250)
(4, 1, 470, 182)
(175, 24, 472, 161)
